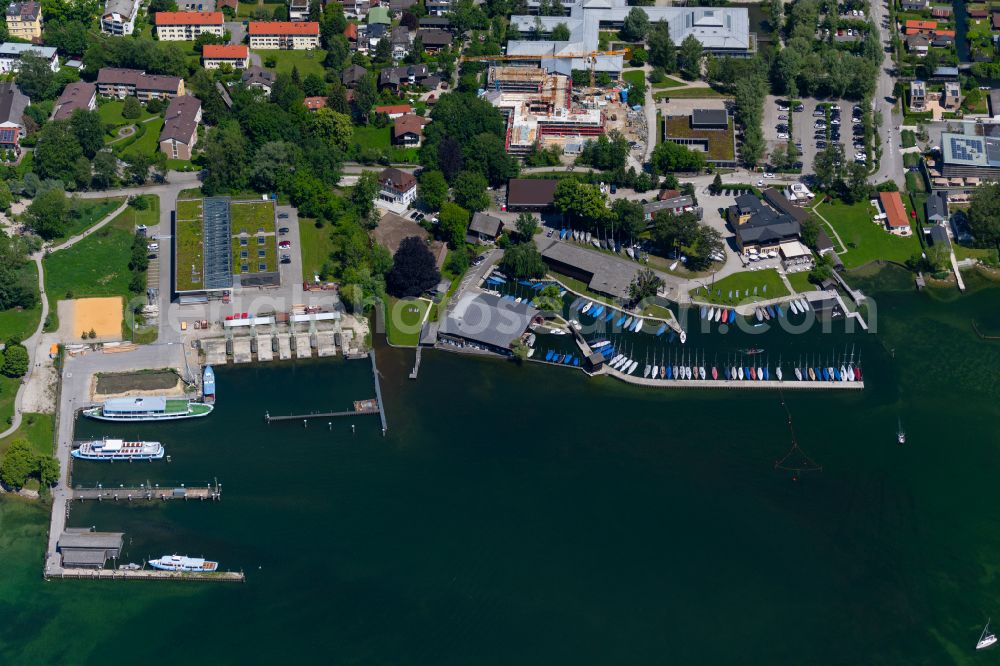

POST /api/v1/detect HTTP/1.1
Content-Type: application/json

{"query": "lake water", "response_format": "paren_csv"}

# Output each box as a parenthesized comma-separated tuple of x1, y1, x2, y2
(1, 267, 1000, 663)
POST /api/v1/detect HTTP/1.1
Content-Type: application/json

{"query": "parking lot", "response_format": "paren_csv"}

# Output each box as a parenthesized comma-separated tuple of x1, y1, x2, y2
(764, 96, 866, 174)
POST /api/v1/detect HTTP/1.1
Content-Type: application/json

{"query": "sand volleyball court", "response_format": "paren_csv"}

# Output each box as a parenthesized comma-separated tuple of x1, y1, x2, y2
(58, 297, 124, 342)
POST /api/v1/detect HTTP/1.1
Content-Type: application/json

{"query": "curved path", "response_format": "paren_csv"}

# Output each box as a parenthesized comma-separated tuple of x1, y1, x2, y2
(0, 170, 201, 439)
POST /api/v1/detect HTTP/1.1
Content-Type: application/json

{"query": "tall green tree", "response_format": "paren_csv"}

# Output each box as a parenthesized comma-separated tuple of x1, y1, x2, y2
(438, 202, 470, 248)
(648, 20, 677, 71)
(386, 236, 441, 297)
(677, 34, 703, 80)
(201, 121, 250, 194)
(25, 187, 69, 239)
(621, 7, 649, 42)
(418, 170, 449, 211)
(452, 171, 491, 212)
(515, 212, 538, 241)
(968, 183, 1000, 247)
(33, 120, 83, 184)
(70, 109, 104, 159)
(627, 267, 663, 304)
(500, 242, 546, 278)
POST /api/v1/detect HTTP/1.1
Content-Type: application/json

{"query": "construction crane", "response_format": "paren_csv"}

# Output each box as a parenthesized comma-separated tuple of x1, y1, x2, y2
(460, 49, 632, 88)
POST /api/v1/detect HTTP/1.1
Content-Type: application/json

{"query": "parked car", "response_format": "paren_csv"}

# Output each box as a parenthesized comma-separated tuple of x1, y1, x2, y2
(763, 172, 774, 179)
(816, 141, 828, 149)
(278, 213, 289, 219)
(278, 226, 289, 234)
(778, 114, 788, 120)
(278, 240, 291, 249)
(777, 132, 789, 139)
(794, 104, 804, 112)
(280, 255, 291, 264)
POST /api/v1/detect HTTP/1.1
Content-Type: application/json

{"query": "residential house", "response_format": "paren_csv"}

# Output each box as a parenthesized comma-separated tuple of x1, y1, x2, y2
(900, 0, 928, 9)
(943, 81, 962, 110)
(467, 212, 503, 243)
(0, 43, 58, 73)
(155, 11, 224, 41)
(248, 21, 320, 49)
(931, 6, 951, 19)
(993, 13, 1000, 30)
(507, 179, 558, 211)
(101, 0, 141, 35)
(641, 195, 697, 221)
(910, 80, 927, 111)
(904, 20, 937, 36)
(389, 0, 416, 13)
(905, 32, 930, 56)
(217, 0, 237, 11)
(931, 66, 959, 81)
(932, 29, 955, 48)
(0, 81, 28, 155)
(159, 94, 201, 160)
(51, 81, 96, 120)
(202, 44, 249, 69)
(417, 28, 452, 52)
(425, 0, 449, 16)
(289, 0, 310, 21)
(969, 8, 988, 19)
(925, 191, 948, 224)
(341, 0, 369, 19)
(364, 22, 386, 52)
(418, 16, 450, 30)
(378, 167, 417, 206)
(241, 65, 275, 93)
(378, 64, 429, 90)
(878, 191, 912, 236)
(392, 113, 427, 146)
(4, 1, 41, 41)
(374, 103, 412, 119)
(303, 96, 326, 111)
(344, 21, 357, 46)
(96, 68, 186, 101)
(390, 25, 411, 60)
(342, 63, 367, 86)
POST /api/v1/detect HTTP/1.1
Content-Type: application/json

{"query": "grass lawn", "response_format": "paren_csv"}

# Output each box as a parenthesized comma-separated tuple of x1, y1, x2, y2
(230, 201, 277, 275)
(43, 204, 146, 328)
(621, 69, 645, 87)
(351, 125, 420, 164)
(905, 171, 926, 193)
(50, 197, 126, 245)
(237, 0, 283, 17)
(689, 269, 789, 305)
(786, 270, 816, 294)
(652, 76, 686, 89)
(97, 100, 155, 127)
(654, 87, 729, 100)
(298, 218, 335, 280)
(121, 117, 164, 159)
(230, 200, 275, 234)
(0, 374, 19, 428)
(954, 245, 998, 263)
(175, 199, 204, 292)
(0, 412, 54, 458)
(901, 130, 916, 148)
(813, 199, 921, 269)
(385, 296, 429, 346)
(256, 49, 327, 78)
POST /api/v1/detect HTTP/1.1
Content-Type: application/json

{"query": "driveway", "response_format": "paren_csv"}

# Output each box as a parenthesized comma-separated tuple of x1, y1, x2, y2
(226, 21, 247, 45)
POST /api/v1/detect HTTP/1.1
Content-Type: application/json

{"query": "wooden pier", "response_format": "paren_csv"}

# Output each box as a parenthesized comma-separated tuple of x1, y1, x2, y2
(599, 366, 865, 390)
(71, 481, 222, 502)
(370, 349, 387, 435)
(46, 567, 245, 582)
(264, 403, 379, 423)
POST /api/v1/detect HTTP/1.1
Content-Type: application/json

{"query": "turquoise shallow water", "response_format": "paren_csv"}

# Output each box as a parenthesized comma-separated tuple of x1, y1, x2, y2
(2, 268, 1000, 664)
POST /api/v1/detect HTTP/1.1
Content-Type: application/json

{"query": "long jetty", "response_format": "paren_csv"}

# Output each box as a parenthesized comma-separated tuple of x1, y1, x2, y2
(598, 365, 865, 390)
(71, 482, 222, 502)
(265, 405, 379, 423)
(370, 349, 387, 435)
(46, 568, 245, 582)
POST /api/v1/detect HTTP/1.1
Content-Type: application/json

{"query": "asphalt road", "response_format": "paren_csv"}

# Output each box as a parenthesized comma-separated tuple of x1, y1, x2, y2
(869, 0, 905, 187)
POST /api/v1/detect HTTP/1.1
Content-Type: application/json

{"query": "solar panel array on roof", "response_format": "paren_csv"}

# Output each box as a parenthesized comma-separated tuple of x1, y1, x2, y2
(202, 197, 233, 290)
(950, 136, 983, 161)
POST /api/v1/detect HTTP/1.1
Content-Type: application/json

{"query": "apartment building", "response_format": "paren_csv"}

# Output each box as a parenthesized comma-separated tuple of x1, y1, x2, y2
(202, 43, 249, 69)
(154, 11, 224, 41)
(101, 0, 141, 35)
(96, 67, 186, 101)
(5, 1, 41, 41)
(248, 21, 319, 49)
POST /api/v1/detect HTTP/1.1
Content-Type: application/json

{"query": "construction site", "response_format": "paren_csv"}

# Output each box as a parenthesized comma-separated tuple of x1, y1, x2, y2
(483, 66, 645, 157)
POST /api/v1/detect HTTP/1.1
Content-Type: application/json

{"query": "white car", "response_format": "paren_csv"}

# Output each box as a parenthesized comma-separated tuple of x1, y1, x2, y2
(147, 243, 159, 251)
(756, 179, 764, 187)
(777, 133, 789, 139)
(763, 172, 774, 179)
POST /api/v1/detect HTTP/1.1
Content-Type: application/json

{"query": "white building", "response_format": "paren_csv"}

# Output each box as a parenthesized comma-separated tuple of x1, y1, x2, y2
(0, 42, 58, 74)
(101, 0, 141, 35)
(202, 44, 250, 69)
(154, 11, 225, 41)
(248, 21, 320, 49)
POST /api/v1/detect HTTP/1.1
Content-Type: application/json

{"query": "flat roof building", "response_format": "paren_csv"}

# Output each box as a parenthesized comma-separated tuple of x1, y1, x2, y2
(940, 128, 1000, 180)
(439, 292, 537, 355)
(0, 42, 58, 74)
(507, 179, 558, 211)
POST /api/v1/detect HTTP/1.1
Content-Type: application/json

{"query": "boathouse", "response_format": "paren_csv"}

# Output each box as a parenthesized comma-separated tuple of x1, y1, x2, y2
(439, 292, 537, 355)
(538, 238, 639, 299)
(57, 528, 124, 568)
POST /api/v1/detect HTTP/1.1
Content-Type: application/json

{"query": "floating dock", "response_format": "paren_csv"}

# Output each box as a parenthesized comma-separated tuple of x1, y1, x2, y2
(600, 366, 864, 390)
(46, 568, 245, 582)
(71, 482, 222, 502)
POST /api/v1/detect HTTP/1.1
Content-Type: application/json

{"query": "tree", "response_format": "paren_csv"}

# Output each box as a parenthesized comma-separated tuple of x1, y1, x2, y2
(551, 22, 571, 40)
(202, 121, 250, 194)
(0, 440, 35, 489)
(842, 161, 871, 204)
(768, 0, 783, 31)
(710, 173, 723, 195)
(533, 284, 563, 312)
(352, 72, 378, 123)
(452, 170, 490, 212)
(685, 226, 723, 271)
(386, 236, 441, 297)
(438, 202, 470, 248)
(374, 34, 393, 64)
(628, 267, 663, 304)
(651, 140, 705, 173)
(651, 209, 699, 254)
(38, 456, 60, 487)
(121, 96, 142, 119)
(418, 170, 448, 211)
(350, 170, 380, 224)
(126, 153, 151, 185)
(250, 141, 301, 192)
(15, 53, 59, 100)
(33, 120, 83, 184)
(968, 183, 1000, 247)
(467, 132, 519, 186)
(677, 34, 703, 80)
(739, 126, 766, 168)
(309, 108, 354, 149)
(515, 212, 538, 241)
(70, 109, 105, 159)
(648, 20, 677, 71)
(813, 143, 844, 192)
(1, 342, 28, 378)
(611, 198, 645, 240)
(44, 19, 88, 57)
(25, 187, 68, 239)
(553, 179, 608, 229)
(578, 130, 629, 170)
(621, 7, 649, 42)
(500, 242, 546, 278)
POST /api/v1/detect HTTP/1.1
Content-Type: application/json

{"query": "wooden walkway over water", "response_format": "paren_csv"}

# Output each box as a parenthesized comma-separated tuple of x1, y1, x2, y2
(46, 567, 245, 582)
(71, 482, 222, 502)
(598, 366, 864, 390)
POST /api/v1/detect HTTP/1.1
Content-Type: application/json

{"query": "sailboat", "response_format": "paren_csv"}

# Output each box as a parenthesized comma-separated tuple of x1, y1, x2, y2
(651, 351, 658, 379)
(897, 418, 906, 445)
(643, 350, 651, 378)
(977, 619, 997, 650)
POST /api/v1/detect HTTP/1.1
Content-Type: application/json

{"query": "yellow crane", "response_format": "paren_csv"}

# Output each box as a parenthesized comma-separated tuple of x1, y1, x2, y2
(460, 49, 632, 87)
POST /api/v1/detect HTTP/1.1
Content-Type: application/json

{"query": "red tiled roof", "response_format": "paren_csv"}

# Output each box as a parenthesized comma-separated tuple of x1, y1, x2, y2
(393, 114, 426, 138)
(935, 29, 955, 37)
(248, 21, 319, 35)
(344, 22, 357, 40)
(374, 104, 412, 114)
(904, 20, 937, 29)
(203, 44, 248, 58)
(304, 96, 327, 110)
(155, 11, 223, 24)
(879, 191, 910, 229)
